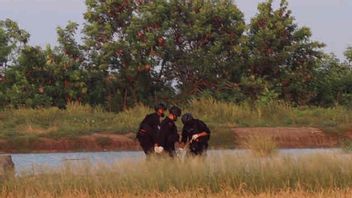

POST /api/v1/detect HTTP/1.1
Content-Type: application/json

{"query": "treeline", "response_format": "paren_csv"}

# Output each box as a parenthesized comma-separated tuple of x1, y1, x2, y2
(0, 0, 351, 111)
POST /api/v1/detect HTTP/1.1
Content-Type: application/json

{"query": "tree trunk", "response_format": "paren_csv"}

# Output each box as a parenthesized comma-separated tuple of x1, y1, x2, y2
(123, 88, 128, 110)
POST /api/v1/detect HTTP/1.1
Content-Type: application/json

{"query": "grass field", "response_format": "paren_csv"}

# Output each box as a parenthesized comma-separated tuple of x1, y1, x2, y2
(2, 153, 352, 197)
(0, 98, 351, 149)
(2, 189, 352, 198)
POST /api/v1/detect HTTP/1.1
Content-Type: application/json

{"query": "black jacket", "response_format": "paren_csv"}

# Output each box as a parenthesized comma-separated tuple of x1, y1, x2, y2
(181, 119, 210, 144)
(156, 117, 179, 152)
(137, 113, 161, 139)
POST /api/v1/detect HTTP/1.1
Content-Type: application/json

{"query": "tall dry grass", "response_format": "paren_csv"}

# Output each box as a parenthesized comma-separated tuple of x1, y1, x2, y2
(242, 134, 278, 157)
(2, 189, 352, 198)
(2, 153, 352, 197)
(186, 98, 352, 131)
(0, 98, 351, 149)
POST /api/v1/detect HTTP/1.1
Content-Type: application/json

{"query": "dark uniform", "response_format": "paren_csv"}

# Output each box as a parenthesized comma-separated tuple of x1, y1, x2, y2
(136, 113, 161, 155)
(181, 119, 210, 155)
(156, 117, 179, 157)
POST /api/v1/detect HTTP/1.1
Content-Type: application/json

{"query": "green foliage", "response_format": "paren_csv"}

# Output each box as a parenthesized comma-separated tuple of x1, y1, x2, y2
(246, 0, 324, 105)
(129, 0, 246, 96)
(0, 19, 29, 67)
(0, 22, 87, 109)
(312, 54, 352, 107)
(0, 1, 351, 110)
(83, 0, 158, 110)
(344, 46, 352, 64)
(0, 28, 12, 66)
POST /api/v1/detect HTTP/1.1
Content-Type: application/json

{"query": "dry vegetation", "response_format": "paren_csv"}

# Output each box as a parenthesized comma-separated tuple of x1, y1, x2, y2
(0, 98, 351, 150)
(2, 153, 352, 197)
(242, 134, 278, 156)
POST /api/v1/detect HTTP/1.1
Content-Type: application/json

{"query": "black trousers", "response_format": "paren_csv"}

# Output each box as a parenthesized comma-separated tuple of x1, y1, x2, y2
(137, 134, 154, 155)
(189, 141, 208, 155)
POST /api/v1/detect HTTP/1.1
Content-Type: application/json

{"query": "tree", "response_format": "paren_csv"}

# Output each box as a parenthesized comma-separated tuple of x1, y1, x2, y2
(247, 0, 324, 104)
(344, 46, 352, 65)
(0, 19, 30, 68)
(312, 53, 352, 106)
(54, 22, 88, 107)
(83, 0, 159, 110)
(0, 46, 53, 107)
(0, 20, 31, 107)
(0, 22, 88, 109)
(128, 0, 246, 99)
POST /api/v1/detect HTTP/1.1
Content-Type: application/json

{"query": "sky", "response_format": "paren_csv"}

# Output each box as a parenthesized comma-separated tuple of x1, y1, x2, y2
(0, 0, 351, 59)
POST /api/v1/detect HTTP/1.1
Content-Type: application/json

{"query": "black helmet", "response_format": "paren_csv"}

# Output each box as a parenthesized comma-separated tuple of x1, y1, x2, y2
(181, 113, 193, 124)
(169, 106, 181, 117)
(154, 102, 167, 111)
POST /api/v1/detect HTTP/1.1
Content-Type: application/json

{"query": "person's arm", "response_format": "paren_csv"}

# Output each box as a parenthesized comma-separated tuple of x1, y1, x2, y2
(191, 121, 210, 141)
(199, 121, 210, 136)
(195, 132, 209, 137)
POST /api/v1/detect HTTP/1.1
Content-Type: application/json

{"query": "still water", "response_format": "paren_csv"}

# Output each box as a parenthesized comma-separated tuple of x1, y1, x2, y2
(9, 149, 340, 174)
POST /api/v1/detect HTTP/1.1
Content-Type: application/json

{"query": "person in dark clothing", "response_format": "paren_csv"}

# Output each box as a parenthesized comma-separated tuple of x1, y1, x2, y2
(181, 113, 211, 156)
(155, 106, 182, 157)
(136, 103, 167, 156)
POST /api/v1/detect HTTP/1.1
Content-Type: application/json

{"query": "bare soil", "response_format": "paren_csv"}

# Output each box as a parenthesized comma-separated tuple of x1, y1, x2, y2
(233, 127, 345, 148)
(0, 127, 350, 153)
(0, 133, 140, 153)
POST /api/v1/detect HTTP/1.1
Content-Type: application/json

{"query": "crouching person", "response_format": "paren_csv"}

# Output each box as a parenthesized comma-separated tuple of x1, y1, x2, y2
(136, 103, 167, 157)
(155, 106, 182, 157)
(181, 113, 210, 156)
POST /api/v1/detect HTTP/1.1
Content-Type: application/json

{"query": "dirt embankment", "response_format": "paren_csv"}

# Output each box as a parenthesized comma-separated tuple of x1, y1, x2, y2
(233, 127, 347, 148)
(0, 127, 350, 153)
(0, 133, 140, 153)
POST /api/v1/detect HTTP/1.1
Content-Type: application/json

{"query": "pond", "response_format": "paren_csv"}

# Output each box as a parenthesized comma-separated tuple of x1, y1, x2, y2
(8, 148, 341, 174)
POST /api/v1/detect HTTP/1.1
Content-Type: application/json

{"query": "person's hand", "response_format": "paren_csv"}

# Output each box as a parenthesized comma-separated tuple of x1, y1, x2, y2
(154, 146, 164, 154)
(177, 147, 184, 153)
(191, 134, 200, 142)
(179, 142, 185, 149)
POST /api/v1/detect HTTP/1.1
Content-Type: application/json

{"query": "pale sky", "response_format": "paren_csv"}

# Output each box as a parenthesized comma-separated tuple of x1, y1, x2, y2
(0, 0, 351, 59)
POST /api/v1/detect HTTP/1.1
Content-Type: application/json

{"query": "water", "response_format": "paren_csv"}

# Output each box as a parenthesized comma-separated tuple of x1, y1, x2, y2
(9, 149, 340, 174)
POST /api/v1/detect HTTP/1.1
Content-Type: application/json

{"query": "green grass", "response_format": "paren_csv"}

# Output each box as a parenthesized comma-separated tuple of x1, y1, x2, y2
(3, 153, 352, 197)
(0, 98, 351, 150)
(0, 103, 150, 139)
(184, 98, 352, 132)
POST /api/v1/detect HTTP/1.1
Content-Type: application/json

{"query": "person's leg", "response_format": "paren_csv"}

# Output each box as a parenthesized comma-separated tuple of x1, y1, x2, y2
(138, 135, 154, 155)
(190, 142, 208, 156)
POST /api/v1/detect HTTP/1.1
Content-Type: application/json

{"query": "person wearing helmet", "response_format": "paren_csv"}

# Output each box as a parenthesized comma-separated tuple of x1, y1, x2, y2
(181, 113, 210, 156)
(155, 106, 182, 157)
(136, 102, 167, 156)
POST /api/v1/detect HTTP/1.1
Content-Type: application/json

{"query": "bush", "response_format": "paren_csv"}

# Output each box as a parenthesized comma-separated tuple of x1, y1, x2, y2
(341, 140, 352, 152)
(242, 134, 278, 157)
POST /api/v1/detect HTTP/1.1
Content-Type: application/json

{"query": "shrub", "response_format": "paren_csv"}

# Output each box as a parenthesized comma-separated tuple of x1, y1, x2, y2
(242, 134, 278, 157)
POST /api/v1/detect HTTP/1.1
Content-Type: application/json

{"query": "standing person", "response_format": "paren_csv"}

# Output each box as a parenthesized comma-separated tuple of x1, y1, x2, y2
(181, 113, 211, 156)
(155, 106, 182, 157)
(136, 103, 167, 156)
